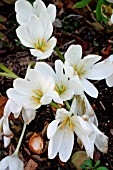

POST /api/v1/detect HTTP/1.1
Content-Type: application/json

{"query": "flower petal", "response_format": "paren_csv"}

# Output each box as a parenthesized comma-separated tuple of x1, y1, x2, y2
(4, 136, 11, 148)
(81, 78, 98, 98)
(47, 4, 56, 23)
(59, 128, 74, 162)
(13, 78, 33, 96)
(106, 74, 113, 87)
(39, 11, 53, 40)
(86, 62, 113, 80)
(48, 129, 63, 159)
(64, 45, 82, 66)
(30, 49, 53, 59)
(16, 25, 34, 48)
(47, 36, 57, 50)
(22, 107, 36, 124)
(40, 92, 53, 105)
(3, 117, 12, 136)
(15, 0, 34, 25)
(47, 119, 60, 139)
(78, 55, 101, 73)
(35, 62, 55, 79)
(33, 0, 46, 16)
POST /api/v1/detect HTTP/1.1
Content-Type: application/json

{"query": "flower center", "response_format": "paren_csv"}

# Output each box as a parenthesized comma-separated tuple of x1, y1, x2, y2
(54, 82, 67, 95)
(60, 116, 74, 131)
(32, 89, 43, 104)
(73, 64, 86, 78)
(34, 38, 47, 52)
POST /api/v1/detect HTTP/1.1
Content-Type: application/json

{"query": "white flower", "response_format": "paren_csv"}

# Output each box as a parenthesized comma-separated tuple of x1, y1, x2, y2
(82, 115, 108, 156)
(4, 99, 36, 124)
(110, 14, 113, 23)
(16, 14, 56, 60)
(7, 69, 55, 109)
(104, 55, 113, 87)
(0, 116, 13, 148)
(47, 108, 93, 162)
(106, 0, 113, 3)
(71, 94, 98, 127)
(35, 60, 83, 104)
(15, 0, 56, 25)
(0, 154, 24, 170)
(64, 44, 113, 98)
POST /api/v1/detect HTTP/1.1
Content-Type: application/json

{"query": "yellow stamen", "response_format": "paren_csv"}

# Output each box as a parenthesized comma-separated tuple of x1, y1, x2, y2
(32, 89, 43, 104)
(54, 82, 67, 95)
(34, 38, 48, 52)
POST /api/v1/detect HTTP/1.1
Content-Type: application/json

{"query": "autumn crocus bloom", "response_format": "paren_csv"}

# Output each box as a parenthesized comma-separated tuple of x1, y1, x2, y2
(15, 0, 56, 25)
(7, 69, 55, 109)
(35, 60, 83, 104)
(47, 108, 93, 162)
(64, 45, 113, 98)
(104, 55, 113, 87)
(16, 14, 56, 60)
(4, 99, 36, 124)
(0, 154, 24, 170)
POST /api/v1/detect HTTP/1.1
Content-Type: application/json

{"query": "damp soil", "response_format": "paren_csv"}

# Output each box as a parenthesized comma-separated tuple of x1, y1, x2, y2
(0, 0, 113, 169)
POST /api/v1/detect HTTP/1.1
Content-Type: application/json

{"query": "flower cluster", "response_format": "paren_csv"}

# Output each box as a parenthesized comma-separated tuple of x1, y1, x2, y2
(0, 0, 113, 168)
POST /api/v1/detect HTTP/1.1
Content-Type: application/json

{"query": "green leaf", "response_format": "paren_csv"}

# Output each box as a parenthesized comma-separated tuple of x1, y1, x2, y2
(96, 0, 107, 21)
(80, 164, 86, 169)
(96, 167, 108, 170)
(73, 0, 92, 8)
(84, 159, 92, 168)
(94, 160, 100, 168)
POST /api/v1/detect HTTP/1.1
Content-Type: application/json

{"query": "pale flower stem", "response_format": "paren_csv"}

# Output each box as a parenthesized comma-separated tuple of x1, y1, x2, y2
(25, 62, 35, 79)
(13, 123, 27, 156)
(50, 102, 60, 109)
(54, 46, 65, 62)
(65, 101, 71, 110)
(0, 72, 19, 79)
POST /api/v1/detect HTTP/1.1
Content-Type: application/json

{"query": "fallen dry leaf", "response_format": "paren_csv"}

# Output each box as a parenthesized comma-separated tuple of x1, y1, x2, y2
(25, 159, 38, 170)
(0, 96, 8, 118)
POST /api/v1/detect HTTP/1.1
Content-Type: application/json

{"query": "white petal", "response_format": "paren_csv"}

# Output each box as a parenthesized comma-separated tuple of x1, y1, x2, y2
(35, 62, 55, 79)
(28, 14, 43, 40)
(13, 78, 33, 96)
(68, 79, 83, 95)
(59, 128, 74, 162)
(48, 129, 63, 159)
(47, 4, 56, 23)
(39, 11, 53, 40)
(4, 99, 11, 117)
(15, 0, 34, 25)
(10, 100, 22, 119)
(0, 156, 9, 169)
(22, 107, 36, 124)
(64, 45, 82, 65)
(3, 117, 12, 136)
(40, 92, 53, 105)
(92, 124, 108, 153)
(33, 0, 46, 16)
(64, 61, 75, 79)
(16, 26, 34, 48)
(60, 89, 74, 101)
(7, 88, 37, 109)
(55, 60, 64, 79)
(78, 55, 101, 72)
(30, 49, 53, 59)
(47, 119, 60, 139)
(56, 108, 71, 120)
(47, 36, 57, 50)
(111, 14, 113, 23)
(4, 136, 11, 148)
(70, 97, 77, 114)
(106, 74, 113, 87)
(86, 62, 113, 80)
(52, 91, 63, 104)
(82, 78, 98, 98)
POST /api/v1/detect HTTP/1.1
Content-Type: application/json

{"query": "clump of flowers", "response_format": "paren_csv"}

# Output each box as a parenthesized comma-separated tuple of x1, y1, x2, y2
(0, 0, 113, 168)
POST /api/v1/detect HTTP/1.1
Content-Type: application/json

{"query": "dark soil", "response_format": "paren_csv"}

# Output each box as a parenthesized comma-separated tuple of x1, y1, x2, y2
(0, 0, 113, 169)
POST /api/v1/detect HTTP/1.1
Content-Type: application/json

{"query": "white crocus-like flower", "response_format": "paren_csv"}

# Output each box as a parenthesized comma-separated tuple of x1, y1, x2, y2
(47, 108, 94, 162)
(106, 0, 113, 3)
(0, 154, 24, 170)
(71, 94, 98, 127)
(104, 55, 113, 87)
(64, 45, 113, 98)
(15, 0, 56, 25)
(6, 69, 55, 110)
(0, 116, 13, 148)
(82, 115, 108, 155)
(16, 14, 56, 60)
(4, 99, 36, 125)
(35, 60, 83, 104)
